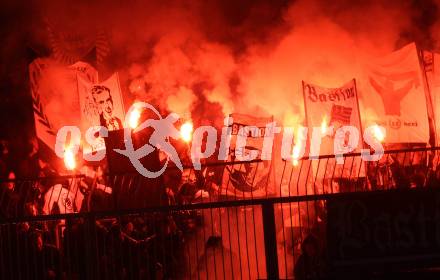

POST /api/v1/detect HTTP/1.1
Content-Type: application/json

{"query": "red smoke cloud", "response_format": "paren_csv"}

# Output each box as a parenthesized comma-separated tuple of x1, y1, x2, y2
(0, 0, 438, 137)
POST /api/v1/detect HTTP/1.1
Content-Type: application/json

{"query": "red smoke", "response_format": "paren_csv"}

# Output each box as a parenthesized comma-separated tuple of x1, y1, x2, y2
(1, 0, 438, 137)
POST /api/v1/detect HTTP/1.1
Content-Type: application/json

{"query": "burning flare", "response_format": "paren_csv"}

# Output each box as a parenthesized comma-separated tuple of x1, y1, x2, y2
(292, 144, 301, 167)
(128, 104, 142, 129)
(373, 124, 385, 142)
(64, 146, 76, 170)
(180, 121, 194, 143)
(321, 116, 328, 134)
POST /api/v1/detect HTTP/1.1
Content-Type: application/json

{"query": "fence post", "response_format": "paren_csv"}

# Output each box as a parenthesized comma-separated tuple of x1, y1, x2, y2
(262, 201, 279, 279)
(84, 213, 96, 280)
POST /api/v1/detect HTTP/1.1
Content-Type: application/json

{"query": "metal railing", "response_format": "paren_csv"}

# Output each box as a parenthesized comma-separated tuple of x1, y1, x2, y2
(1, 147, 440, 279)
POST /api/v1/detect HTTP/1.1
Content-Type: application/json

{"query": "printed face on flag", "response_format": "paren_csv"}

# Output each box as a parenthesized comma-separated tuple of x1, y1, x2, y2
(93, 86, 113, 117)
(78, 73, 125, 132)
(90, 85, 123, 131)
(78, 73, 125, 154)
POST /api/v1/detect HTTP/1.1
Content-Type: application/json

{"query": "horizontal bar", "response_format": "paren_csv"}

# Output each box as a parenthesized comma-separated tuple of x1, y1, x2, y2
(0, 173, 86, 183)
(284, 145, 438, 161)
(0, 187, 428, 224)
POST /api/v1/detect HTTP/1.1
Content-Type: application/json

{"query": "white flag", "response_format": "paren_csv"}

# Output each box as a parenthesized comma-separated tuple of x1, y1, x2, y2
(303, 79, 364, 180)
(220, 113, 276, 198)
(29, 58, 97, 151)
(360, 43, 429, 143)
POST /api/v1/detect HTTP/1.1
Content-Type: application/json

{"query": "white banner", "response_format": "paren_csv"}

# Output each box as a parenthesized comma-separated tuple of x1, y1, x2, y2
(220, 113, 276, 197)
(361, 43, 429, 143)
(303, 79, 364, 180)
(29, 58, 98, 151)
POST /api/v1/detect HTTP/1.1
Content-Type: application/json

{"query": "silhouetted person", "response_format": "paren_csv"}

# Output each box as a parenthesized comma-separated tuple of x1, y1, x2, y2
(294, 234, 327, 280)
(30, 231, 61, 280)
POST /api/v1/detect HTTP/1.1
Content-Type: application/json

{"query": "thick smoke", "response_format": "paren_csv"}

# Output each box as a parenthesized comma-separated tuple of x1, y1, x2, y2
(238, 0, 416, 126)
(108, 0, 435, 128)
(1, 0, 439, 135)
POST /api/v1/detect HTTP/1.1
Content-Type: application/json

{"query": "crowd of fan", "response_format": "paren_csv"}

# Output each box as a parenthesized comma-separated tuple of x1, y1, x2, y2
(0, 138, 202, 279)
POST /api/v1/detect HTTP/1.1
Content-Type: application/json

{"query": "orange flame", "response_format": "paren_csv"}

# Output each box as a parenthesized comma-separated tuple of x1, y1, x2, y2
(128, 105, 142, 129)
(291, 125, 306, 167)
(320, 116, 328, 134)
(180, 121, 194, 143)
(292, 144, 301, 167)
(64, 146, 76, 170)
(373, 124, 385, 142)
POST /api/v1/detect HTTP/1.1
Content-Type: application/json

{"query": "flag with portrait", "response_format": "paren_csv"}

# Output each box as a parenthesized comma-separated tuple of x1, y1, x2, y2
(77, 73, 125, 153)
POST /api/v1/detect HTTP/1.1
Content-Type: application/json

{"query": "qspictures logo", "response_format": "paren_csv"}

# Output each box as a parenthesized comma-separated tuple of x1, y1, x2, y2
(54, 102, 386, 178)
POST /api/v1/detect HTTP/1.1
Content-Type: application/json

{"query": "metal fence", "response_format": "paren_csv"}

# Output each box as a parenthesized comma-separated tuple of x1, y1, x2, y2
(1, 147, 440, 279)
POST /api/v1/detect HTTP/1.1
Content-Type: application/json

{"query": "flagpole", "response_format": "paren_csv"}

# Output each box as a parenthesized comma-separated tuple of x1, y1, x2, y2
(353, 78, 365, 143)
(353, 78, 367, 182)
(301, 80, 311, 158)
(116, 72, 126, 120)
(417, 47, 437, 147)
